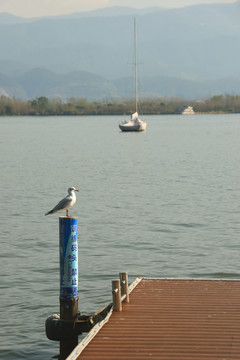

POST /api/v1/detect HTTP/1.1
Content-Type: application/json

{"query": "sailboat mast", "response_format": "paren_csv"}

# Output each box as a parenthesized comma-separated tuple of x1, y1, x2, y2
(134, 18, 138, 114)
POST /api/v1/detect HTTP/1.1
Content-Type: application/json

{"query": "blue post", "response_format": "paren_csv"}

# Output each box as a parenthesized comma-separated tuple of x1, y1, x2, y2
(59, 216, 78, 359)
(59, 216, 78, 300)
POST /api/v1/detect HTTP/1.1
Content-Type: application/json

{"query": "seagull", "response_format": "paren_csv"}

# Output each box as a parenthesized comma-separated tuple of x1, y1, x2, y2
(45, 187, 79, 217)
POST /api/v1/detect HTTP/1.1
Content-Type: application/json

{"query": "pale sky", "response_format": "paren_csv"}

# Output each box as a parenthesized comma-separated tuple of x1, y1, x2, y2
(0, 0, 236, 18)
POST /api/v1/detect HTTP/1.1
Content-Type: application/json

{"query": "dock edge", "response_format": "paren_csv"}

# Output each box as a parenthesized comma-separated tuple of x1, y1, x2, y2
(66, 277, 142, 360)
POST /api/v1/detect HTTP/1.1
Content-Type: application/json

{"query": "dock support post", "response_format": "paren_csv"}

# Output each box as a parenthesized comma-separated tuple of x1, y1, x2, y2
(59, 216, 79, 359)
(120, 272, 129, 303)
(112, 280, 122, 311)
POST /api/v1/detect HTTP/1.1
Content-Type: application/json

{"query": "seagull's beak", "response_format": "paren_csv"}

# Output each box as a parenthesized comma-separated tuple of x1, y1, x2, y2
(75, 189, 79, 192)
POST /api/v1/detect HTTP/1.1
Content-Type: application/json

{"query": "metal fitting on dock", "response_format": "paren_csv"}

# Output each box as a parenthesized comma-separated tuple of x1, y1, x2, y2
(46, 304, 112, 342)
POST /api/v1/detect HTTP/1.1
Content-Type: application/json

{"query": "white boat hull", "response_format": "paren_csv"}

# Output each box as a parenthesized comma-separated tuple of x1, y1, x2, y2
(119, 121, 146, 132)
(119, 113, 146, 132)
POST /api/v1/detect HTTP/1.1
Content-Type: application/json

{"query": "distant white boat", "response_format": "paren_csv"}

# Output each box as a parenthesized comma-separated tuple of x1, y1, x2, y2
(119, 19, 146, 132)
(177, 105, 195, 115)
(119, 111, 146, 132)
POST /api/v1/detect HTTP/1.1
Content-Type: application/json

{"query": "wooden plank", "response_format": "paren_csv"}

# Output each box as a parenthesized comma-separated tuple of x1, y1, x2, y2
(69, 279, 240, 360)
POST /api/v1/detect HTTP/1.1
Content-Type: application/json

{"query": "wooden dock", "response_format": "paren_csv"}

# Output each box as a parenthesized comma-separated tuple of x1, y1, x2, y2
(67, 278, 240, 360)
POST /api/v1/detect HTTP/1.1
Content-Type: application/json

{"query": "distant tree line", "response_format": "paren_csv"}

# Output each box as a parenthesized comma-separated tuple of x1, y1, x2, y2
(0, 94, 240, 116)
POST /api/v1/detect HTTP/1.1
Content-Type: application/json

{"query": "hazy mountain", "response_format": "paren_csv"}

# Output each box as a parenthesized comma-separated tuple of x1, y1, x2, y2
(115, 75, 240, 99)
(0, 7, 162, 23)
(16, 68, 119, 100)
(0, 2, 240, 100)
(1, 67, 240, 101)
(0, 12, 28, 24)
(0, 73, 26, 98)
(61, 6, 163, 19)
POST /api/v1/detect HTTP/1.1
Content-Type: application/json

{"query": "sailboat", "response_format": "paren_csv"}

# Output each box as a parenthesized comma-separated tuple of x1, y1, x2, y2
(119, 19, 147, 132)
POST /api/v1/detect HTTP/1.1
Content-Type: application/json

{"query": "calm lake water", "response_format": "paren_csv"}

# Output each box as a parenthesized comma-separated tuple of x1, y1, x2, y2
(0, 114, 240, 359)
